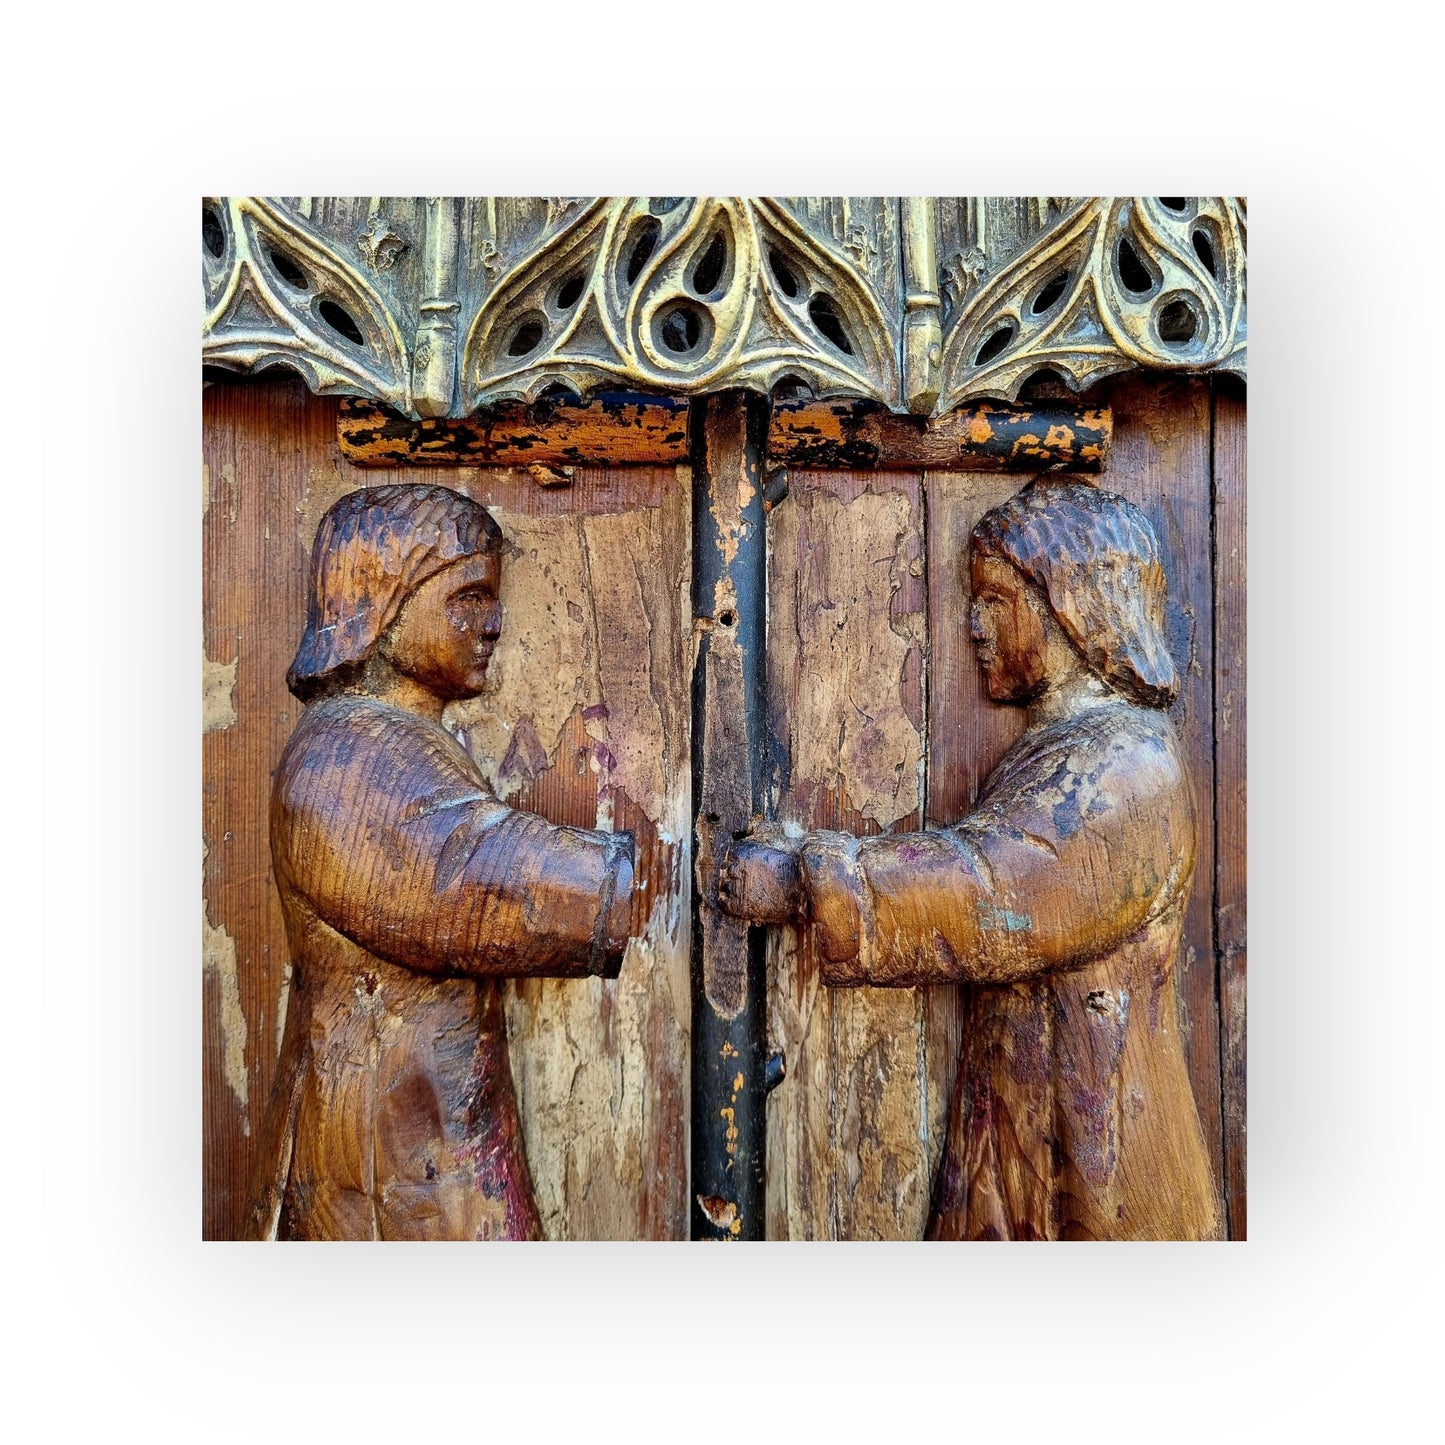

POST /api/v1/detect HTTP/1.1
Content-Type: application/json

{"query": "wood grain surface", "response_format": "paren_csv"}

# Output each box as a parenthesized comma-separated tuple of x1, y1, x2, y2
(1213, 378, 1247, 1238)
(763, 468, 935, 1239)
(203, 375, 690, 1239)
(204, 371, 1243, 1239)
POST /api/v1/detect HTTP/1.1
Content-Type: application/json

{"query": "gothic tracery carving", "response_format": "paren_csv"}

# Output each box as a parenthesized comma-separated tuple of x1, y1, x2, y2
(202, 197, 1246, 418)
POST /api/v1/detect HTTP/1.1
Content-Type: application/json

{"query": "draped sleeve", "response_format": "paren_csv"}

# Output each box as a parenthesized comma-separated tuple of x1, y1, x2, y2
(798, 706, 1194, 988)
(272, 696, 634, 978)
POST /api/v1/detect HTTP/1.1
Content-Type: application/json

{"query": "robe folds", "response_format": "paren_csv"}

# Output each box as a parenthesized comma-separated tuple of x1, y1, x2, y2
(799, 701, 1221, 1241)
(245, 694, 634, 1241)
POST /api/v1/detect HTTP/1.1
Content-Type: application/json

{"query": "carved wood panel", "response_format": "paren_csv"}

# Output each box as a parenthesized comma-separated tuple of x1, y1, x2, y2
(204, 198, 1244, 420)
(754, 374, 1244, 1238)
(202, 375, 690, 1240)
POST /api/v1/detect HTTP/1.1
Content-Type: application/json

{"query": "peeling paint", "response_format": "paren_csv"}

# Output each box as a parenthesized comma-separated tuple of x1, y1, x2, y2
(977, 902, 1033, 932)
(449, 512, 600, 796)
(296, 461, 362, 549)
(202, 899, 250, 1126)
(788, 489, 923, 826)
(203, 653, 238, 734)
(274, 962, 293, 1061)
(211, 461, 238, 525)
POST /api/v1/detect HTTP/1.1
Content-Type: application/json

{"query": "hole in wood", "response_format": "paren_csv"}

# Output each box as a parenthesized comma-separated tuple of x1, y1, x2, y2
(202, 205, 225, 259)
(1117, 236, 1155, 295)
(318, 299, 365, 347)
(691, 230, 728, 297)
(624, 219, 660, 285)
(717, 609, 737, 628)
(555, 272, 585, 311)
(268, 247, 309, 290)
(767, 246, 801, 298)
(657, 303, 704, 354)
(974, 320, 1016, 366)
(506, 315, 546, 356)
(808, 293, 853, 354)
(1157, 297, 1199, 345)
(1158, 197, 1190, 213)
(1192, 228, 1218, 279)
(1030, 270, 1069, 315)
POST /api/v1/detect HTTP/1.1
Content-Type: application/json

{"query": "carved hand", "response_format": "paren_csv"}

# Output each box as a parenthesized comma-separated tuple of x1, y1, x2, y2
(717, 830, 804, 924)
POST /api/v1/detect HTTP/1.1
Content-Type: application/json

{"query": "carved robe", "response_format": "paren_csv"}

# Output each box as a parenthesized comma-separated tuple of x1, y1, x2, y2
(799, 701, 1221, 1241)
(246, 694, 633, 1241)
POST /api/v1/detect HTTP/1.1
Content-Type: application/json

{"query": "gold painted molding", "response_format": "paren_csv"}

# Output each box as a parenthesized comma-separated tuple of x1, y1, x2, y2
(202, 197, 1245, 419)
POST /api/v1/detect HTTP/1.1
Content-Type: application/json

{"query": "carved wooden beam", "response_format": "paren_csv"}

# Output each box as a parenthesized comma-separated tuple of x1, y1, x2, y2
(204, 197, 1244, 420)
(337, 395, 1112, 473)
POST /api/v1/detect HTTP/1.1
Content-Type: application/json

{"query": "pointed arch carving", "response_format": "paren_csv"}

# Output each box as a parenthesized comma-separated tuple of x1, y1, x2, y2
(201, 197, 1245, 418)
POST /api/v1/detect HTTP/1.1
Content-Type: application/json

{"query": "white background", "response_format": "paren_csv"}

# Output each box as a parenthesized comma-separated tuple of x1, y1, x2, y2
(3, 1, 1438, 1438)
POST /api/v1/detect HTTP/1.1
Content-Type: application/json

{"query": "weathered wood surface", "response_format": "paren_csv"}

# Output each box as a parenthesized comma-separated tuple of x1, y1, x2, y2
(336, 393, 691, 468)
(249, 483, 639, 1241)
(730, 478, 1220, 1238)
(338, 394, 1112, 474)
(203, 375, 690, 1240)
(763, 467, 938, 1239)
(756, 376, 1232, 1237)
(1214, 378, 1247, 1238)
(1101, 376, 1223, 1206)
(765, 400, 1110, 472)
(205, 370, 1241, 1239)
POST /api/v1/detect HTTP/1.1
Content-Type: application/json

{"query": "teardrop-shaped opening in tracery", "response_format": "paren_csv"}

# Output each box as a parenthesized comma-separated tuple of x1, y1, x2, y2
(555, 271, 586, 311)
(974, 321, 1016, 367)
(623, 219, 661, 287)
(1030, 270, 1069, 315)
(202, 205, 226, 259)
(808, 293, 853, 355)
(1192, 228, 1218, 279)
(506, 315, 546, 357)
(268, 247, 309, 291)
(691, 230, 729, 298)
(318, 299, 366, 348)
(1116, 236, 1155, 295)
(767, 246, 801, 299)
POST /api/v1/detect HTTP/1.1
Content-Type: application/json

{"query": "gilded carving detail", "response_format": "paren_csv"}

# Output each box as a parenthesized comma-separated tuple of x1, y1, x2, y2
(202, 197, 1245, 418)
(936, 197, 1246, 408)
(202, 196, 412, 409)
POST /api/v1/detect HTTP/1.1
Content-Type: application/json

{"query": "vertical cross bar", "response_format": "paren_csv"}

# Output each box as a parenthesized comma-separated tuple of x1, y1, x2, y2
(689, 390, 771, 1241)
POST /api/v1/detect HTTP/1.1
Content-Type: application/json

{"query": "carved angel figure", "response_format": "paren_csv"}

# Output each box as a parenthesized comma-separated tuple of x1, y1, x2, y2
(721, 480, 1221, 1240)
(246, 484, 634, 1240)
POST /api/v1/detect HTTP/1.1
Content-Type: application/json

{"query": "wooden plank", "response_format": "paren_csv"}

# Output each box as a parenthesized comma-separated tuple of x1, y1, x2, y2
(203, 375, 322, 1239)
(921, 469, 1037, 1198)
(1101, 375, 1225, 1211)
(764, 469, 932, 1239)
(768, 400, 1110, 471)
(202, 375, 691, 1239)
(337, 393, 691, 468)
(1214, 378, 1248, 1238)
(339, 394, 1112, 474)
(447, 478, 693, 1241)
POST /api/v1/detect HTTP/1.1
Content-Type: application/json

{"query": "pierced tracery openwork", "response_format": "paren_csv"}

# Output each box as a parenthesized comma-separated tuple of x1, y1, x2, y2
(202, 197, 1246, 418)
